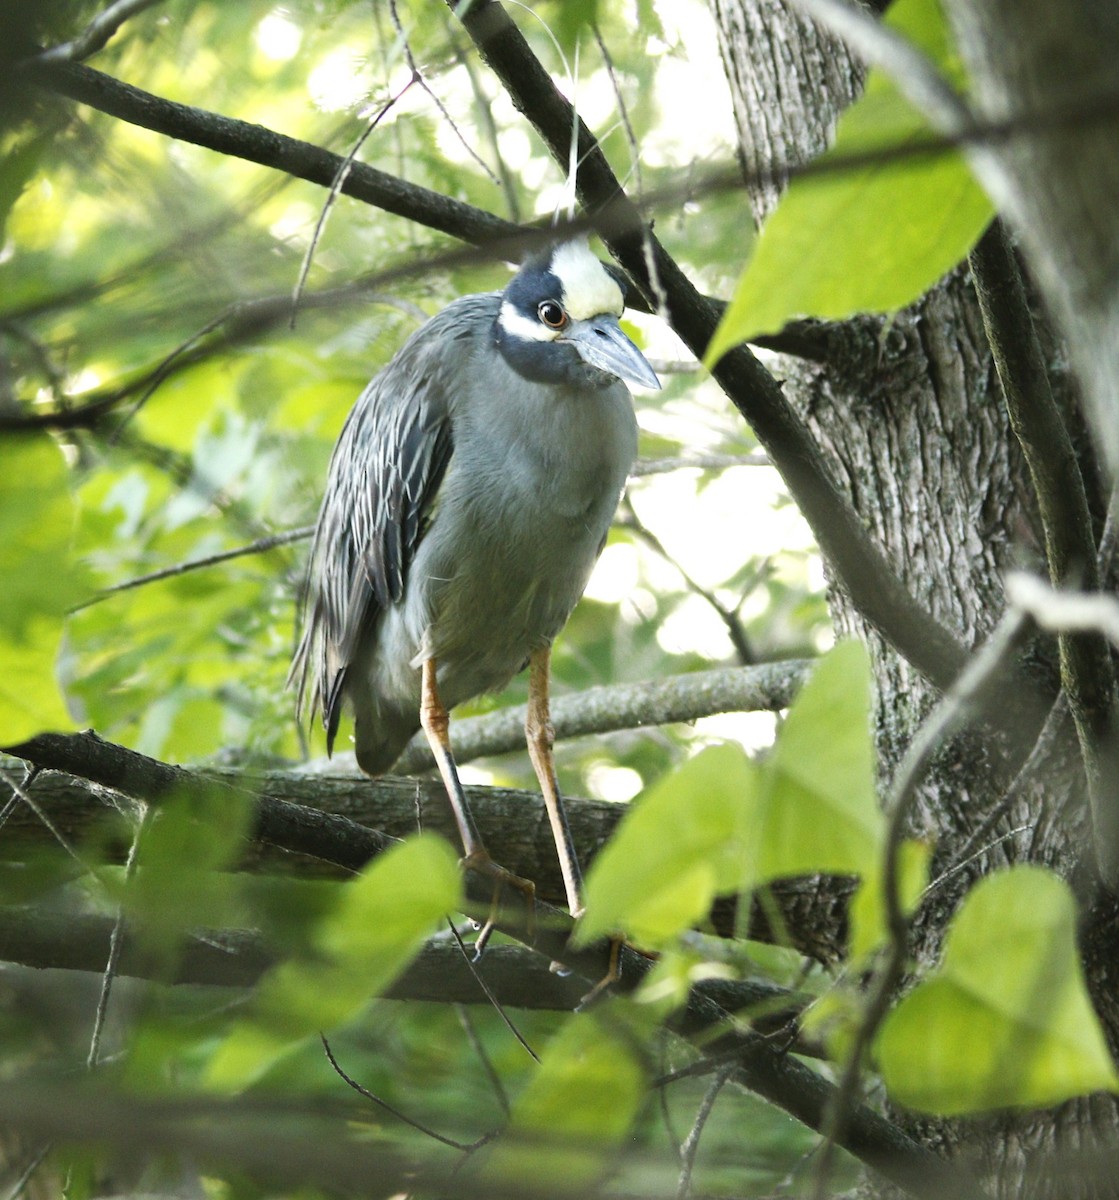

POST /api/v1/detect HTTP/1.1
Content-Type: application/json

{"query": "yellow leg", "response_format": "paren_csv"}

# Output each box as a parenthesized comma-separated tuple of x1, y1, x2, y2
(420, 657, 484, 859)
(419, 657, 534, 950)
(526, 647, 584, 917)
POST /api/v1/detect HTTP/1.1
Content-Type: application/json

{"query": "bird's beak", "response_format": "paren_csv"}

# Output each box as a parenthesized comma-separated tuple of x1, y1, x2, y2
(564, 315, 662, 391)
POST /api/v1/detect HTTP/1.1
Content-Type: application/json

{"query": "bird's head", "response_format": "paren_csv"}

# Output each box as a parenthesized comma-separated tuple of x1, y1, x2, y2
(495, 239, 661, 391)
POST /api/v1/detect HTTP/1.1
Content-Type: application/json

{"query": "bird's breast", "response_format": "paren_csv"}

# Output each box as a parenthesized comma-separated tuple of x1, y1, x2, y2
(403, 376, 637, 696)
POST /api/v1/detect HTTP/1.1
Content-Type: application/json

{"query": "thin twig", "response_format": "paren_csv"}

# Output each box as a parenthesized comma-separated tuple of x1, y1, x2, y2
(620, 495, 756, 665)
(922, 824, 1033, 900)
(812, 607, 1031, 1199)
(631, 452, 769, 476)
(676, 1062, 734, 1199)
(456, 1004, 511, 1116)
(453, 36, 521, 221)
(391, 0, 498, 185)
(69, 525, 314, 613)
(87, 808, 152, 1070)
(320, 1033, 492, 1152)
(447, 921, 539, 1063)
(3, 1143, 53, 1200)
(291, 71, 420, 326)
(33, 0, 164, 64)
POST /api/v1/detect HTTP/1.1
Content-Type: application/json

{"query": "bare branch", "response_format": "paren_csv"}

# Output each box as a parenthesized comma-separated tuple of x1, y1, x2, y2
(33, 0, 164, 65)
(815, 607, 1031, 1194)
(970, 221, 1119, 885)
(388, 660, 812, 773)
(451, 0, 972, 695)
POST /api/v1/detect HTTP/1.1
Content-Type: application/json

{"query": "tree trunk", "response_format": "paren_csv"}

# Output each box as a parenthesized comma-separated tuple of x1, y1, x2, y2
(940, 0, 1119, 484)
(709, 1, 1119, 1195)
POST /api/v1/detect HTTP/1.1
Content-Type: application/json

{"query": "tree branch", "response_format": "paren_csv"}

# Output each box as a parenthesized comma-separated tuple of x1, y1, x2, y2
(21, 57, 516, 247)
(969, 222, 1119, 885)
(0, 733, 980, 1200)
(33, 0, 165, 65)
(1, 737, 847, 960)
(388, 660, 812, 773)
(451, 0, 971, 694)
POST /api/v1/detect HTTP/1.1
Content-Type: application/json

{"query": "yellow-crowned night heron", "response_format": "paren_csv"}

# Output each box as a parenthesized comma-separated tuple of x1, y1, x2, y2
(290, 239, 660, 917)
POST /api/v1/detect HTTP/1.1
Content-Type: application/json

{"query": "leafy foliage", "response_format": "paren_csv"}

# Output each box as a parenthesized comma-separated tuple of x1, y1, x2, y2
(877, 867, 1119, 1113)
(0, 0, 1114, 1197)
(706, 0, 993, 363)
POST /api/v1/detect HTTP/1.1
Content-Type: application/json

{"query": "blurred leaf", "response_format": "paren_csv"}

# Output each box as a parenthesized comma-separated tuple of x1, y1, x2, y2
(0, 435, 91, 742)
(124, 782, 253, 959)
(575, 743, 758, 947)
(877, 866, 1119, 1113)
(206, 834, 460, 1091)
(577, 643, 878, 948)
(706, 0, 993, 363)
(0, 128, 56, 243)
(478, 1005, 648, 1195)
(745, 639, 881, 886)
(847, 839, 932, 964)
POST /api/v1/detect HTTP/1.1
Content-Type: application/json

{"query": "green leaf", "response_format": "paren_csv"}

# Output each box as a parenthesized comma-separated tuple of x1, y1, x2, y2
(478, 1006, 647, 1195)
(575, 743, 758, 947)
(0, 435, 90, 742)
(576, 643, 879, 948)
(847, 839, 932, 964)
(705, 0, 993, 364)
(877, 866, 1119, 1114)
(124, 783, 254, 960)
(0, 130, 56, 244)
(744, 640, 881, 887)
(205, 835, 461, 1091)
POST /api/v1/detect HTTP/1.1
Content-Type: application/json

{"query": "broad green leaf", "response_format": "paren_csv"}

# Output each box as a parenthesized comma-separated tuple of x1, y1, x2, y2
(744, 640, 881, 887)
(575, 743, 758, 947)
(847, 839, 932, 964)
(576, 643, 879, 947)
(706, 0, 993, 364)
(0, 130, 56, 244)
(478, 1007, 647, 1195)
(206, 835, 460, 1091)
(0, 436, 90, 742)
(877, 867, 1119, 1113)
(123, 784, 254, 959)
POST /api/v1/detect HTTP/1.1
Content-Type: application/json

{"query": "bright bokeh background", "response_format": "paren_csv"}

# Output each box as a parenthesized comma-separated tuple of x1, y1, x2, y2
(3, 0, 828, 802)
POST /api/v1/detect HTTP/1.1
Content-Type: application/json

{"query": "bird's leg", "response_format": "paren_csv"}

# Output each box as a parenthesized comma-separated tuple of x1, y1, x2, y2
(525, 646, 584, 918)
(420, 656, 485, 859)
(420, 657, 534, 952)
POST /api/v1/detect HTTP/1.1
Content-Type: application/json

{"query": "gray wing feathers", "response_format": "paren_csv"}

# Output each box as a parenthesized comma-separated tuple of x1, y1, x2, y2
(289, 296, 488, 751)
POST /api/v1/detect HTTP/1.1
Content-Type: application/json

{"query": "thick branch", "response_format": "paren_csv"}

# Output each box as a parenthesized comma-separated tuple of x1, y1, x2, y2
(389, 660, 811, 773)
(1, 743, 847, 960)
(970, 221, 1119, 884)
(0, 732, 977, 1198)
(452, 0, 970, 694)
(0, 906, 807, 1032)
(23, 57, 515, 247)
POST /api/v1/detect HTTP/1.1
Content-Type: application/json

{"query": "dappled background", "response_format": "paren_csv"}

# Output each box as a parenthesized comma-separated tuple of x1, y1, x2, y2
(6, 0, 826, 793)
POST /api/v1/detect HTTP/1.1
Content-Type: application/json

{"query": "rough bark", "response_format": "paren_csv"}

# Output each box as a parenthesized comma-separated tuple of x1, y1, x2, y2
(939, 0, 1119, 485)
(709, 1, 1119, 1195)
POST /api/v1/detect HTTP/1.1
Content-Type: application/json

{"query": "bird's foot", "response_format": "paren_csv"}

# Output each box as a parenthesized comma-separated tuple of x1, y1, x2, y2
(575, 937, 659, 1010)
(460, 850, 536, 957)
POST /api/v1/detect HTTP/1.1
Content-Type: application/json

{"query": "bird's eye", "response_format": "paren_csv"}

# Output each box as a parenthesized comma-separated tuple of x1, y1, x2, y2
(538, 300, 567, 329)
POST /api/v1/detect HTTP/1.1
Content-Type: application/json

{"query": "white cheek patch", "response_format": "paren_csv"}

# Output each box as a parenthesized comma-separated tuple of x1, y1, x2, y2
(551, 240, 624, 321)
(498, 301, 558, 342)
